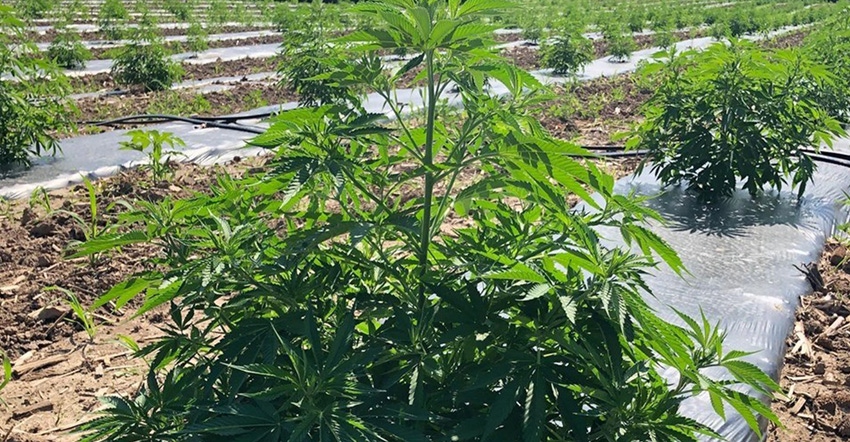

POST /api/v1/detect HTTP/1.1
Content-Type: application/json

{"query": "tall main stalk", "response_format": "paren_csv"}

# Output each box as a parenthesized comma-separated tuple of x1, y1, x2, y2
(418, 48, 437, 301)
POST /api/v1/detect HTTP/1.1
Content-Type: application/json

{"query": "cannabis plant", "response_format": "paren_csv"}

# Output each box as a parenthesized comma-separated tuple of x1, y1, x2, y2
(0, 348, 9, 400)
(186, 21, 209, 55)
(626, 41, 845, 201)
(78, 1, 781, 441)
(48, 23, 92, 69)
(98, 0, 128, 40)
(541, 27, 594, 75)
(804, 11, 850, 123)
(17, 0, 55, 19)
(112, 29, 183, 92)
(119, 130, 186, 182)
(277, 1, 358, 106)
(0, 4, 75, 168)
(603, 25, 636, 62)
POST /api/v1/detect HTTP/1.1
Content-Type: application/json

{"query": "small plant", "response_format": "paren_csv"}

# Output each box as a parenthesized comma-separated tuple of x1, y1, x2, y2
(804, 11, 850, 123)
(604, 25, 637, 62)
(0, 348, 10, 401)
(272, 2, 297, 32)
(520, 16, 542, 45)
(244, 89, 267, 109)
(163, 0, 191, 21)
(98, 0, 128, 41)
(277, 3, 358, 106)
(47, 286, 97, 341)
(120, 130, 186, 183)
(710, 21, 729, 41)
(207, 0, 229, 31)
(541, 29, 594, 75)
(18, 0, 55, 19)
(47, 24, 91, 69)
(186, 21, 209, 55)
(653, 28, 676, 49)
(112, 32, 183, 91)
(0, 4, 75, 168)
(626, 41, 846, 200)
(28, 186, 53, 214)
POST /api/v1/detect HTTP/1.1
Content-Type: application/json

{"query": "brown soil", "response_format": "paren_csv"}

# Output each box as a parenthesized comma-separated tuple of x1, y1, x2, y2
(533, 74, 652, 145)
(767, 241, 850, 441)
(762, 29, 812, 50)
(493, 31, 523, 43)
(86, 34, 283, 60)
(0, 158, 264, 441)
(27, 25, 272, 44)
(69, 56, 278, 93)
(74, 81, 295, 126)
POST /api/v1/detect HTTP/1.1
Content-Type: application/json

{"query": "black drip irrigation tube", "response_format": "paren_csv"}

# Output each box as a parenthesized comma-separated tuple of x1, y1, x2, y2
(77, 114, 850, 166)
(79, 114, 267, 135)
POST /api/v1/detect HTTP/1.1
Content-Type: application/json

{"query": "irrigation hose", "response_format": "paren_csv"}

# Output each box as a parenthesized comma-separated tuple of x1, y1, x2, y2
(79, 114, 266, 134)
(76, 115, 850, 166)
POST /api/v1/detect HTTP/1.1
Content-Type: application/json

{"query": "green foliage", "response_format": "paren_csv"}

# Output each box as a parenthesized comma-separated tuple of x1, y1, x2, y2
(207, 0, 230, 30)
(78, 1, 781, 441)
(272, 2, 298, 32)
(120, 130, 186, 183)
(47, 286, 97, 340)
(626, 41, 846, 201)
(0, 4, 75, 168)
(147, 91, 212, 116)
(653, 28, 676, 49)
(186, 21, 209, 54)
(111, 31, 183, 92)
(804, 10, 850, 123)
(520, 16, 542, 45)
(0, 348, 9, 402)
(603, 25, 636, 62)
(277, 2, 359, 106)
(47, 24, 91, 69)
(98, 0, 128, 40)
(17, 0, 55, 19)
(163, 0, 192, 21)
(541, 29, 594, 75)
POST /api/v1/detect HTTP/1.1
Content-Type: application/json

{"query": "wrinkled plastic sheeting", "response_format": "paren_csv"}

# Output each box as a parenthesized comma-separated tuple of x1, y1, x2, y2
(581, 155, 850, 441)
(0, 121, 267, 200)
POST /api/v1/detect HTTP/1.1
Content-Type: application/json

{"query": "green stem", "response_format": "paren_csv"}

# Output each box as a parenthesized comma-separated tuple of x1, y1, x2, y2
(418, 49, 437, 301)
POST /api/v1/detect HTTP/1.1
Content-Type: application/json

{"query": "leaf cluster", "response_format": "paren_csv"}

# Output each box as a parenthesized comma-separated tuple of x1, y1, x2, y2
(627, 40, 846, 201)
(0, 4, 75, 168)
(77, 1, 783, 441)
(541, 27, 593, 76)
(111, 31, 184, 92)
(47, 23, 92, 69)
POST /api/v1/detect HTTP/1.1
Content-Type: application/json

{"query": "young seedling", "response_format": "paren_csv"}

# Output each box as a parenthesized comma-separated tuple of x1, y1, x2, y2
(45, 286, 97, 341)
(28, 186, 53, 214)
(0, 348, 10, 401)
(120, 130, 186, 183)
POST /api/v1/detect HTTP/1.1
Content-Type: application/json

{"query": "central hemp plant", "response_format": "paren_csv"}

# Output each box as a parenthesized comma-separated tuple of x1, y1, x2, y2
(78, 1, 780, 440)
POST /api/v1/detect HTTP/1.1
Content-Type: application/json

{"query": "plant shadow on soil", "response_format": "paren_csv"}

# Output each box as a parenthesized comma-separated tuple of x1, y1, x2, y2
(639, 185, 808, 238)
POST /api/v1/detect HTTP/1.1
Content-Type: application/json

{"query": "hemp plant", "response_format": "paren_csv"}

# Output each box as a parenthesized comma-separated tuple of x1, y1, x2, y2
(77, 1, 781, 441)
(0, 4, 75, 168)
(120, 130, 186, 183)
(626, 41, 845, 201)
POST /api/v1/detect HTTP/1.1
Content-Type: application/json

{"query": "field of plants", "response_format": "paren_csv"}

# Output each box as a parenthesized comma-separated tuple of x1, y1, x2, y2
(2, 0, 850, 441)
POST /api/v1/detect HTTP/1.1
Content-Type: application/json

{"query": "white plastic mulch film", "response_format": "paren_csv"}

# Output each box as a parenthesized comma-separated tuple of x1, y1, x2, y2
(583, 154, 850, 440)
